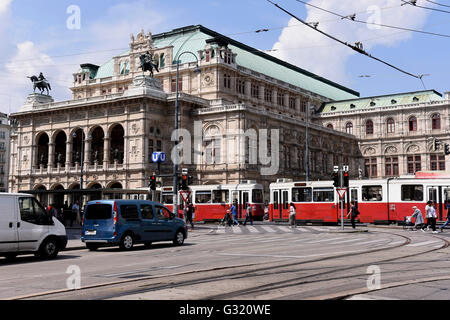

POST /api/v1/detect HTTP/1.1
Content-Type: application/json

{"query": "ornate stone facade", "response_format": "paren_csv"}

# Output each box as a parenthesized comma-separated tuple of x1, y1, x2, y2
(317, 91, 450, 178)
(9, 25, 361, 204)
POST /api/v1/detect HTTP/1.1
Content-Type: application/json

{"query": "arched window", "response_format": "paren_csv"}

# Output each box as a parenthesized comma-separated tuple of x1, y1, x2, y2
(409, 116, 417, 132)
(432, 114, 441, 130)
(386, 118, 395, 133)
(346, 122, 353, 135)
(326, 123, 333, 129)
(160, 53, 165, 68)
(204, 126, 222, 165)
(366, 120, 374, 135)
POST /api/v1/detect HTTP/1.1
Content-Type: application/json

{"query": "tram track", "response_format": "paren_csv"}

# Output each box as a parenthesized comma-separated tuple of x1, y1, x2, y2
(9, 229, 434, 300)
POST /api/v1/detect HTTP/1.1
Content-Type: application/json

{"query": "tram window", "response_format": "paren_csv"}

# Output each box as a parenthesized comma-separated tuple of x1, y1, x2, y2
(351, 189, 358, 202)
(401, 185, 423, 201)
(444, 189, 450, 203)
(195, 191, 212, 204)
(428, 188, 437, 202)
(212, 190, 229, 203)
(252, 190, 264, 203)
(313, 188, 334, 202)
(292, 187, 312, 202)
(162, 193, 173, 204)
(283, 191, 289, 209)
(362, 186, 383, 201)
(273, 192, 279, 210)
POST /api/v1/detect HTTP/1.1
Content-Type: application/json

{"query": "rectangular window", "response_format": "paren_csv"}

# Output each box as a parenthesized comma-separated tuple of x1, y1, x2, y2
(277, 93, 284, 106)
(162, 192, 173, 204)
(171, 78, 183, 92)
(385, 157, 399, 176)
(251, 84, 259, 99)
(365, 158, 378, 178)
(431, 154, 445, 171)
(85, 204, 112, 220)
(273, 191, 279, 210)
(289, 97, 296, 110)
(195, 191, 212, 204)
(265, 89, 272, 103)
(292, 187, 312, 202)
(313, 188, 334, 202)
(236, 80, 245, 95)
(140, 204, 154, 220)
(407, 156, 421, 174)
(120, 205, 139, 220)
(212, 190, 229, 204)
(148, 140, 154, 161)
(252, 190, 264, 203)
(401, 185, 424, 201)
(156, 140, 162, 152)
(362, 186, 383, 202)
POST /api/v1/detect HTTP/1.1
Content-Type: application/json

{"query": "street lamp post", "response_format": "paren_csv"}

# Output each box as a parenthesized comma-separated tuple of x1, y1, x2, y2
(73, 131, 90, 207)
(173, 52, 201, 216)
(305, 101, 314, 182)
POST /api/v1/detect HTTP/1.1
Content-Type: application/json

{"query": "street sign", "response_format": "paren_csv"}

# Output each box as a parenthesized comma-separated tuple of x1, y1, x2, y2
(337, 188, 347, 200)
(180, 190, 191, 204)
(152, 152, 166, 163)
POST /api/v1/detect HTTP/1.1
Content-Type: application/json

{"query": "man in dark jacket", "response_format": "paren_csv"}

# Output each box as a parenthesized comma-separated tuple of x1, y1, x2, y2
(347, 201, 359, 229)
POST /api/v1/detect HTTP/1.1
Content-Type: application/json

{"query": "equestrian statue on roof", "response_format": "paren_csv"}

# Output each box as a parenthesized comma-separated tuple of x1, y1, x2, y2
(139, 51, 159, 78)
(28, 72, 52, 95)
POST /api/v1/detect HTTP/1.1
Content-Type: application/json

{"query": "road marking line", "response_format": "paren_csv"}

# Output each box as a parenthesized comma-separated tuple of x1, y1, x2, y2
(217, 251, 354, 259)
(303, 237, 346, 244)
(308, 227, 327, 232)
(232, 226, 243, 233)
(344, 239, 387, 246)
(259, 237, 287, 243)
(276, 226, 293, 233)
(246, 226, 260, 233)
(260, 226, 277, 233)
(407, 240, 441, 247)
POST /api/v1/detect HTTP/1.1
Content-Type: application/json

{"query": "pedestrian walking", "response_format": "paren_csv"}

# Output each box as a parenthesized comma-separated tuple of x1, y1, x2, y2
(243, 204, 253, 226)
(411, 206, 425, 231)
(289, 202, 296, 228)
(49, 204, 58, 219)
(71, 201, 80, 227)
(440, 200, 450, 232)
(231, 201, 239, 226)
(347, 201, 360, 229)
(184, 201, 194, 230)
(424, 201, 438, 232)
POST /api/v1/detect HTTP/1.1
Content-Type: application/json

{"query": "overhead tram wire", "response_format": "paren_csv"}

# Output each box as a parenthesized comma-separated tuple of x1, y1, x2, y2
(424, 0, 450, 8)
(266, 0, 422, 79)
(295, 0, 450, 38)
(401, 0, 450, 14)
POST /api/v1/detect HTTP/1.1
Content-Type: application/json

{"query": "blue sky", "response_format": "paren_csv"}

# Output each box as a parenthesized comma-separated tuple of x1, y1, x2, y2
(0, 0, 449, 112)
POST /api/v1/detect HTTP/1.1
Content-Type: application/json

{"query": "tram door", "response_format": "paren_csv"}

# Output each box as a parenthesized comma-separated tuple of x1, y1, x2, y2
(231, 191, 249, 219)
(271, 189, 289, 220)
(428, 187, 443, 221)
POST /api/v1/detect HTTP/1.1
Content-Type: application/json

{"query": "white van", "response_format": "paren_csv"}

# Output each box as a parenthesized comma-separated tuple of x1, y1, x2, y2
(0, 193, 67, 260)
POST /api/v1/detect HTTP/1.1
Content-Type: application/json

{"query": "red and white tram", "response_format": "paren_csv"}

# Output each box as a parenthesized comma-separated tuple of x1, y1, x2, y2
(270, 174, 450, 224)
(158, 181, 265, 222)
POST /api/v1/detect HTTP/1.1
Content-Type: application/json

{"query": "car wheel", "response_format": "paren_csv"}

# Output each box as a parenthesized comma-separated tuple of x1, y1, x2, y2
(39, 238, 59, 259)
(86, 243, 100, 251)
(120, 234, 134, 251)
(173, 230, 185, 246)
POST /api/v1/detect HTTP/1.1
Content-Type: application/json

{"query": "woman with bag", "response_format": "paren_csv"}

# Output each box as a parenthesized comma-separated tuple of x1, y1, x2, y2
(289, 202, 296, 228)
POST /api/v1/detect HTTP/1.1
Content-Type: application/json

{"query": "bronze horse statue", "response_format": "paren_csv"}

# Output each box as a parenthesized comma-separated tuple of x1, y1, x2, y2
(28, 75, 52, 95)
(139, 52, 159, 77)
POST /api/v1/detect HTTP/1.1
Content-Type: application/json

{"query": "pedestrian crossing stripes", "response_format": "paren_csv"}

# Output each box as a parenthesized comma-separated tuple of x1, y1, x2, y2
(406, 240, 441, 247)
(208, 225, 343, 235)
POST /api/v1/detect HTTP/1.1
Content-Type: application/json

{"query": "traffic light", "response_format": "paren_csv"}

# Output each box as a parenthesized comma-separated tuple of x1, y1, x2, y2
(181, 175, 188, 191)
(332, 171, 339, 188)
(343, 170, 349, 188)
(188, 175, 194, 185)
(434, 139, 441, 152)
(445, 144, 450, 156)
(149, 175, 156, 191)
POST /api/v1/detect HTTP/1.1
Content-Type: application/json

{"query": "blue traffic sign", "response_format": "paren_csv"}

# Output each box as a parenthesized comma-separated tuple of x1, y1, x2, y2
(152, 152, 166, 163)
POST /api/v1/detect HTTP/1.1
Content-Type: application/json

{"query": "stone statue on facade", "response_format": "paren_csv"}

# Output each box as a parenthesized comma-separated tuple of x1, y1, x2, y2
(113, 148, 119, 161)
(57, 153, 63, 165)
(139, 51, 159, 77)
(28, 72, 52, 95)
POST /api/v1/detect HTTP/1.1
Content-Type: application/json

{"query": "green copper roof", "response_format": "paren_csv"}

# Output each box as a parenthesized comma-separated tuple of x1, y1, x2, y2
(320, 90, 444, 113)
(93, 25, 360, 100)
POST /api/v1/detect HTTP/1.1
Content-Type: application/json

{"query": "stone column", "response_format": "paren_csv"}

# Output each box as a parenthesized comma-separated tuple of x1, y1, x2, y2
(66, 142, 72, 170)
(295, 97, 301, 113)
(284, 93, 289, 109)
(84, 138, 91, 167)
(272, 89, 277, 107)
(104, 138, 110, 166)
(259, 86, 265, 101)
(48, 143, 55, 169)
(244, 80, 252, 97)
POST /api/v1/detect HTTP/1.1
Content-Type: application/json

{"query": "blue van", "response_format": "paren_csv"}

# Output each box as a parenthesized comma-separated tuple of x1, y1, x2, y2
(81, 200, 187, 251)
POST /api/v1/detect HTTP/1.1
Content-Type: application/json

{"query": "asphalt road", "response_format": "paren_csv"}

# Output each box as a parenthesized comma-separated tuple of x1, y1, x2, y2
(1, 224, 450, 300)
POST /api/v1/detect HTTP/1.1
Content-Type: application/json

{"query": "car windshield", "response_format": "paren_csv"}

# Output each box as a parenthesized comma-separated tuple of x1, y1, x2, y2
(85, 204, 112, 220)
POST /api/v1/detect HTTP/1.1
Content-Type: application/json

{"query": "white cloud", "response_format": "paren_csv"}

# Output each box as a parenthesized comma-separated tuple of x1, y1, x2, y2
(0, 0, 12, 15)
(271, 0, 432, 84)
